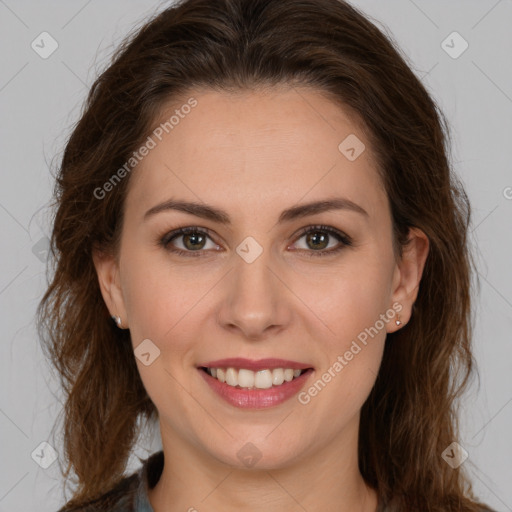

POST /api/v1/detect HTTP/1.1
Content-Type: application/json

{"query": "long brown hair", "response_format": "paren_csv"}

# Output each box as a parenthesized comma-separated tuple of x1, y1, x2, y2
(37, 0, 491, 510)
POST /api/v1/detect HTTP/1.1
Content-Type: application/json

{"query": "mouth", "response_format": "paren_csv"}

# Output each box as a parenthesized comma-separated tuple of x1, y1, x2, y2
(197, 358, 315, 408)
(199, 366, 311, 389)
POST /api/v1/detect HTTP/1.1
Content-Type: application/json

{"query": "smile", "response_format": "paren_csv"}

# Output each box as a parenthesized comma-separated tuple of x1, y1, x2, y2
(197, 358, 314, 409)
(201, 367, 306, 389)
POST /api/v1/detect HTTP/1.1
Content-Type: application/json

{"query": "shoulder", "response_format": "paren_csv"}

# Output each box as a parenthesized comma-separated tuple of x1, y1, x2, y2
(379, 499, 497, 512)
(57, 473, 139, 511)
(56, 450, 165, 512)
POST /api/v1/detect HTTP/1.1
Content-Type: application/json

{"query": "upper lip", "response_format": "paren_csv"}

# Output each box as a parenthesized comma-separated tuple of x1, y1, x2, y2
(198, 358, 313, 371)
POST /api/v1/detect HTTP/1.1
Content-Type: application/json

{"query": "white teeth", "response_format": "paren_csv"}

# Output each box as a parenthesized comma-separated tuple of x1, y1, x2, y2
(206, 367, 306, 388)
(284, 369, 294, 382)
(238, 369, 255, 388)
(225, 367, 237, 386)
(254, 369, 273, 389)
(272, 368, 285, 386)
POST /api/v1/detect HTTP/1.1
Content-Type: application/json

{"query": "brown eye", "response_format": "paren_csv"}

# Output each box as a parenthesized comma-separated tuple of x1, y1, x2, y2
(292, 225, 352, 257)
(181, 231, 207, 250)
(159, 224, 352, 259)
(304, 230, 330, 250)
(160, 227, 219, 257)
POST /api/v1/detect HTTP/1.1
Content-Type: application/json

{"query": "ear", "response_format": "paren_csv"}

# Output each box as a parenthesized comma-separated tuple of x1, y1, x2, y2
(387, 227, 429, 333)
(92, 245, 129, 329)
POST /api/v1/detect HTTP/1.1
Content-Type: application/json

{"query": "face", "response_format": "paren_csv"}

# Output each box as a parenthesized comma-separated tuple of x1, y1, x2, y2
(94, 86, 427, 471)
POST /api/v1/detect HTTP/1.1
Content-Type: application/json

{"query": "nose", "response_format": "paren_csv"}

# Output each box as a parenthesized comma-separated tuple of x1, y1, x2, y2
(216, 246, 292, 341)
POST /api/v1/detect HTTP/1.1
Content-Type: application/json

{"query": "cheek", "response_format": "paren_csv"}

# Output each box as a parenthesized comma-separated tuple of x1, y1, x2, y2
(302, 277, 388, 413)
(317, 255, 392, 400)
(120, 247, 198, 336)
(295, 332, 385, 451)
(295, 254, 393, 337)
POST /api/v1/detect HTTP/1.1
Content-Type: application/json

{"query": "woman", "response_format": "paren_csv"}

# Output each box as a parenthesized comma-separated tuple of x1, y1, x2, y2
(37, 0, 496, 510)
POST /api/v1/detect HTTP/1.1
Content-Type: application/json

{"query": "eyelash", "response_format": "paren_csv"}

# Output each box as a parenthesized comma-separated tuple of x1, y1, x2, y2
(158, 225, 352, 258)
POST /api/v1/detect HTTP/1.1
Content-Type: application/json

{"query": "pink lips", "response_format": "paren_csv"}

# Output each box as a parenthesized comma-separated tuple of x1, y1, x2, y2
(197, 358, 314, 409)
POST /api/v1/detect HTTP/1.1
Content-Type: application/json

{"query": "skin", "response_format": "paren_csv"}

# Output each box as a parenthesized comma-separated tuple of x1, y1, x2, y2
(93, 86, 429, 512)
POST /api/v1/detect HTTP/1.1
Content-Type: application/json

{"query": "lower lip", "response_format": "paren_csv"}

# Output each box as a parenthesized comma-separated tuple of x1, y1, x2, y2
(198, 368, 314, 409)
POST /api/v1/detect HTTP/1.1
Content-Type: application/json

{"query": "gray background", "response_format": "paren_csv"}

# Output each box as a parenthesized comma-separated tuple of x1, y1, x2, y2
(0, 1, 511, 511)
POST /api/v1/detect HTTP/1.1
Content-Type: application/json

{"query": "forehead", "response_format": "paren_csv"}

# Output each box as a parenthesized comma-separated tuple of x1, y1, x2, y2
(124, 86, 387, 223)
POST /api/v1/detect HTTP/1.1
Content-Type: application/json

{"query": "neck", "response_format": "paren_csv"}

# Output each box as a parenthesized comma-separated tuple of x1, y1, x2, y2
(148, 419, 379, 512)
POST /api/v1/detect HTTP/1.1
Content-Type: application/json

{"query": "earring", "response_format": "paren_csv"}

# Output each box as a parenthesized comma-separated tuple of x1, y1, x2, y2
(111, 315, 122, 328)
(395, 315, 402, 327)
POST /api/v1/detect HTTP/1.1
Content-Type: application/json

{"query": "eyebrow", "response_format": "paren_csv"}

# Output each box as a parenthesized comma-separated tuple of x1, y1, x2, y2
(143, 197, 368, 224)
